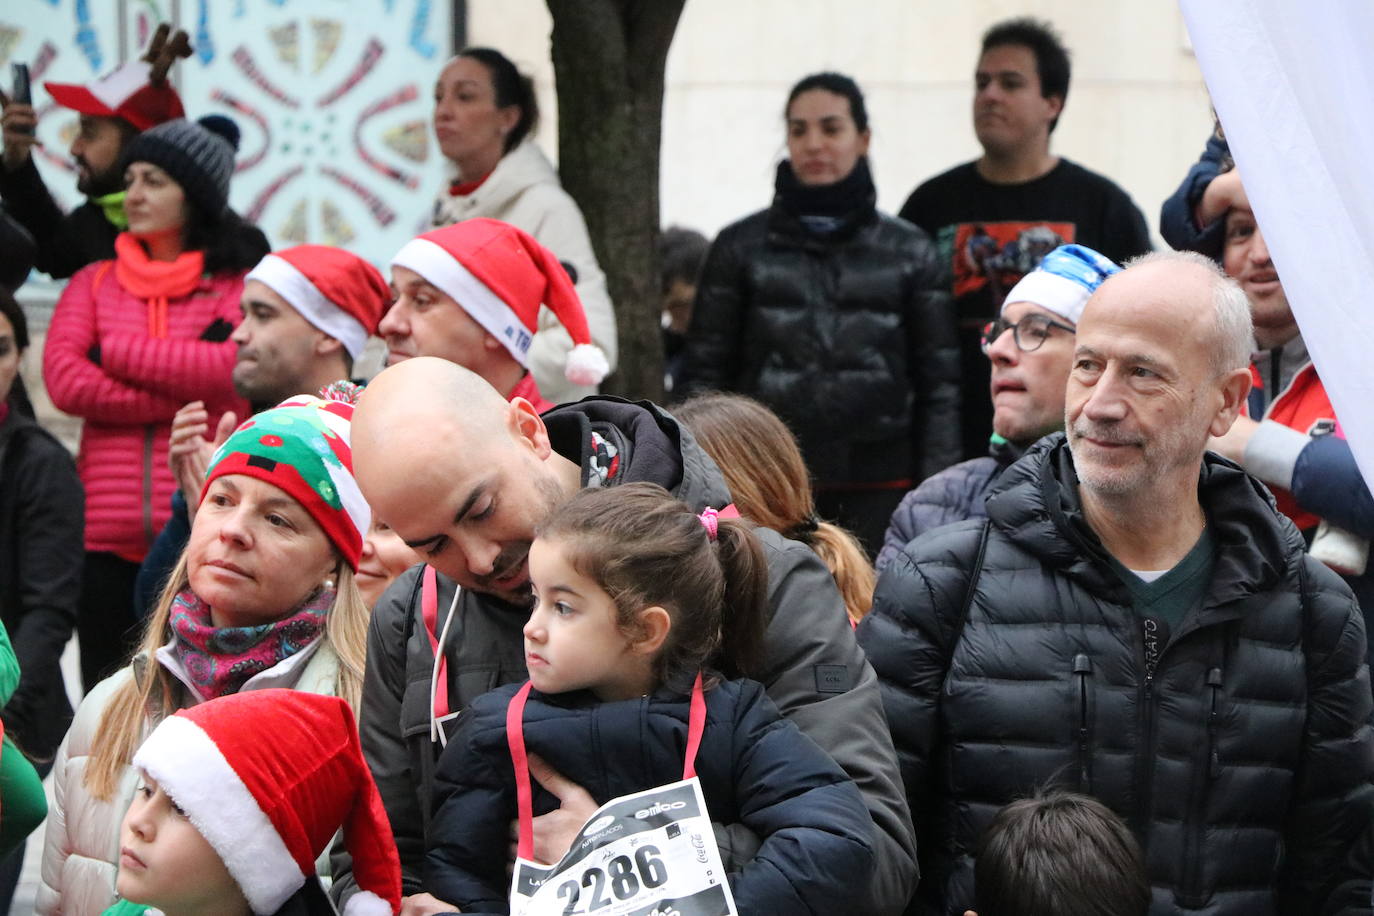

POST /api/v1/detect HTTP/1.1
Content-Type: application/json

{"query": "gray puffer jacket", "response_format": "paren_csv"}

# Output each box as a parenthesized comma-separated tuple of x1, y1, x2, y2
(333, 397, 917, 914)
(859, 434, 1374, 916)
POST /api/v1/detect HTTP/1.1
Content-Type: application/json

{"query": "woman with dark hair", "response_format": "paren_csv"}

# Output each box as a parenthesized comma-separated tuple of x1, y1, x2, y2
(681, 71, 961, 556)
(428, 47, 616, 404)
(43, 115, 264, 692)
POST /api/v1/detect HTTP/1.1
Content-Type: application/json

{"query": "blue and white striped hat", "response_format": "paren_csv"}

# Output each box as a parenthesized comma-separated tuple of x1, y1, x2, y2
(1002, 244, 1121, 325)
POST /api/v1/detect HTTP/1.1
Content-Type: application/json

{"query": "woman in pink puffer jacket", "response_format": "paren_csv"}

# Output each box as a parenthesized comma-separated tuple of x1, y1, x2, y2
(43, 116, 265, 691)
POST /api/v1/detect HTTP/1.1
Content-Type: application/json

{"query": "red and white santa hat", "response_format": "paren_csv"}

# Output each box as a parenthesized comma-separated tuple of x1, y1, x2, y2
(133, 690, 401, 916)
(246, 246, 390, 359)
(45, 60, 184, 132)
(390, 218, 610, 386)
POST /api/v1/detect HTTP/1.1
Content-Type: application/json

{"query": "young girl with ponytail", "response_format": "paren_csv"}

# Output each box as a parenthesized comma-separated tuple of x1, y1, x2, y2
(424, 482, 874, 915)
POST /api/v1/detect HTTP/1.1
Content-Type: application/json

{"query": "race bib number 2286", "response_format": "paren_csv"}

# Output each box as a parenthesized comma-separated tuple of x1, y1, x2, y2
(510, 778, 737, 916)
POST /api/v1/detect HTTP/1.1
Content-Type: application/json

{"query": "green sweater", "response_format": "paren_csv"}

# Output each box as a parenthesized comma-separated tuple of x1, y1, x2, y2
(0, 619, 45, 857)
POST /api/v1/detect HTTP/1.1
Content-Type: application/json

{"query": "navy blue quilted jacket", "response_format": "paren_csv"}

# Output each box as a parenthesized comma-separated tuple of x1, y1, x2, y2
(426, 677, 875, 915)
(876, 439, 1023, 572)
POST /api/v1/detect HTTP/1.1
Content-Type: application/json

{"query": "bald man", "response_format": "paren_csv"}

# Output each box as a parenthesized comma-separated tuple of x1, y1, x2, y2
(860, 251, 1373, 915)
(332, 358, 916, 915)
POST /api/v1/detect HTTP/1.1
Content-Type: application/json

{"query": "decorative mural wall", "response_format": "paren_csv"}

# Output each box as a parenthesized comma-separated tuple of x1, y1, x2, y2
(1, 0, 452, 269)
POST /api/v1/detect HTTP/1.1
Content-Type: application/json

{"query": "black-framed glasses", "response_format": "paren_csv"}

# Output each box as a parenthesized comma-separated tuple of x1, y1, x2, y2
(981, 313, 1076, 354)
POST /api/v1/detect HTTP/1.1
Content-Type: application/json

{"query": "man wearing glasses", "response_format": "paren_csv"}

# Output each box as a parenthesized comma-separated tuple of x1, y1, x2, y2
(877, 244, 1118, 570)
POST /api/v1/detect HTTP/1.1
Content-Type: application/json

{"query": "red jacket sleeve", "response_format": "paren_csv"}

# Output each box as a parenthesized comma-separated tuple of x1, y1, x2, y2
(98, 279, 244, 406)
(42, 263, 185, 424)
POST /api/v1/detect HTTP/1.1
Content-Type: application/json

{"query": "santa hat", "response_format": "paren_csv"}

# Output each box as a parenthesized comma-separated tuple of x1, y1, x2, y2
(390, 218, 610, 386)
(246, 246, 390, 359)
(203, 392, 370, 570)
(44, 60, 184, 132)
(133, 690, 400, 916)
(1002, 243, 1121, 325)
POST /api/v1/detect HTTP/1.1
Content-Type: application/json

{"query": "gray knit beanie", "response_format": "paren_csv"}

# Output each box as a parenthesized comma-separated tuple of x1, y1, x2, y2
(122, 115, 238, 217)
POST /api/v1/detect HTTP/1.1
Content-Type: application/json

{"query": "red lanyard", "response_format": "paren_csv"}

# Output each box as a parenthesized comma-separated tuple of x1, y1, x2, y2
(421, 566, 451, 719)
(507, 672, 707, 861)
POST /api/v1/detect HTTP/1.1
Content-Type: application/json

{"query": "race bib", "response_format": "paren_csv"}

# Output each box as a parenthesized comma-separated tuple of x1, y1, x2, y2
(510, 777, 737, 916)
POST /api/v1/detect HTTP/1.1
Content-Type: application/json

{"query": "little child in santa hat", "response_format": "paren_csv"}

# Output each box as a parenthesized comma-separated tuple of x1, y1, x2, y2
(106, 689, 401, 916)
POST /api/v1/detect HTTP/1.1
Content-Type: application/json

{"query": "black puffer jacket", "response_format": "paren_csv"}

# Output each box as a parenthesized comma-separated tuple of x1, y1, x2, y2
(681, 160, 960, 484)
(427, 678, 875, 914)
(858, 435, 1374, 916)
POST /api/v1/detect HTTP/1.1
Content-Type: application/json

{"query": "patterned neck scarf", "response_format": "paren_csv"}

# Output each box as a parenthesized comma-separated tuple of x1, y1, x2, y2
(168, 586, 333, 700)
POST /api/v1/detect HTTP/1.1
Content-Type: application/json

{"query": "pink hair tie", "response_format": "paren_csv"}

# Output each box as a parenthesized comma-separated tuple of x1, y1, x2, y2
(698, 507, 720, 542)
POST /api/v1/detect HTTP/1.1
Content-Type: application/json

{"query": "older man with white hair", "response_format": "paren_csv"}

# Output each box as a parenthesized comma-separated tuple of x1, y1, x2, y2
(859, 250, 1374, 915)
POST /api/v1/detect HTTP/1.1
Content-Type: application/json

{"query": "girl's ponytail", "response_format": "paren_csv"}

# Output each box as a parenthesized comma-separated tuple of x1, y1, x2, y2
(806, 521, 875, 623)
(713, 519, 769, 680)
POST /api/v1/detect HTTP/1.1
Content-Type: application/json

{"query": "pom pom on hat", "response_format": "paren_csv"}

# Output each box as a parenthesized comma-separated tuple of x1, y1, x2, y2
(197, 113, 241, 151)
(247, 246, 390, 358)
(390, 219, 609, 386)
(132, 690, 401, 916)
(203, 395, 369, 569)
(1001, 243, 1122, 325)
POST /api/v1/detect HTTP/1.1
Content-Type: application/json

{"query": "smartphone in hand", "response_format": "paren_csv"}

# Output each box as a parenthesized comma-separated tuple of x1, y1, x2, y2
(10, 63, 31, 105)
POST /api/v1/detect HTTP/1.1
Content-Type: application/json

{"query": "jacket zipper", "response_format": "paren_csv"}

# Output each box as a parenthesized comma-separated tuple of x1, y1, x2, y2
(142, 425, 155, 548)
(1178, 665, 1225, 907)
(1073, 653, 1093, 792)
(1131, 623, 1157, 844)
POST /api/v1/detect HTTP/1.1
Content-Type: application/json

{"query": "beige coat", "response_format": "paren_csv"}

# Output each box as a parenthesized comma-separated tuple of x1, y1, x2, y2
(36, 641, 343, 915)
(431, 141, 618, 404)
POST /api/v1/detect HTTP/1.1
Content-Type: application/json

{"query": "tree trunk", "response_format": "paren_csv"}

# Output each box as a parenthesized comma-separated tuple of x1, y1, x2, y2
(546, 0, 685, 403)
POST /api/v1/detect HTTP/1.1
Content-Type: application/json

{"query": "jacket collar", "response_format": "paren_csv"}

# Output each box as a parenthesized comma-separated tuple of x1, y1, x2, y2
(448, 141, 558, 213)
(541, 397, 733, 512)
(987, 433, 1302, 618)
(766, 158, 878, 249)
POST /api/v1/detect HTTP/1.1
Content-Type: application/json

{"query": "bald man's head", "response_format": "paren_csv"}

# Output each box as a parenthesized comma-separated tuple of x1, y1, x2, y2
(353, 357, 569, 602)
(1065, 252, 1251, 506)
(355, 357, 512, 448)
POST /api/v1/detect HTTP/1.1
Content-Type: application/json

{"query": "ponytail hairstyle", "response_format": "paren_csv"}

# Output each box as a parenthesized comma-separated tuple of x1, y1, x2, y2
(536, 482, 768, 694)
(458, 47, 539, 153)
(671, 393, 875, 622)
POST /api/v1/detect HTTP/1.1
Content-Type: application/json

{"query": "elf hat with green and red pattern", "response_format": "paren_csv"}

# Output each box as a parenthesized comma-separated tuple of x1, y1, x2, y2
(202, 393, 370, 570)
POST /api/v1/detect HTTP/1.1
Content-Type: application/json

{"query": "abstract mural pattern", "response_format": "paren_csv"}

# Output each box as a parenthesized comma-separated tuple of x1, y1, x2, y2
(1, 0, 450, 270)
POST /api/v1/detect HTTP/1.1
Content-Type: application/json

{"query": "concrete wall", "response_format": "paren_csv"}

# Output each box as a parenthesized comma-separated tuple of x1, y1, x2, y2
(467, 0, 1213, 240)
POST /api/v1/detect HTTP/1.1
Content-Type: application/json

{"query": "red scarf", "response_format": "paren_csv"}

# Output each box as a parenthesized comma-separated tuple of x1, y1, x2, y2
(448, 172, 491, 196)
(113, 233, 205, 339)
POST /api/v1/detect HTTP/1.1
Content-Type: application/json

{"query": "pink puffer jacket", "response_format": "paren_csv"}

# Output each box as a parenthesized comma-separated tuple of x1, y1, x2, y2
(43, 260, 248, 561)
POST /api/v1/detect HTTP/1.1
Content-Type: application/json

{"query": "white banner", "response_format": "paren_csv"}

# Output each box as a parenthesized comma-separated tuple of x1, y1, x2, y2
(1179, 0, 1374, 490)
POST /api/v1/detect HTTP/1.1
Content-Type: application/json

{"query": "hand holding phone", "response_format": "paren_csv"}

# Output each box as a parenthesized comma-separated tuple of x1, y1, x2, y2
(1, 65, 39, 169)
(10, 64, 31, 106)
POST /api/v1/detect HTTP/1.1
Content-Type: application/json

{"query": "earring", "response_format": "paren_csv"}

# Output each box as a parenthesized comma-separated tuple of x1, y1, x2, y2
(323, 577, 336, 591)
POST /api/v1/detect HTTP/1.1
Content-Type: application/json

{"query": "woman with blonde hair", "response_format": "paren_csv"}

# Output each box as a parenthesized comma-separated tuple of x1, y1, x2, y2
(672, 392, 875, 623)
(37, 393, 372, 916)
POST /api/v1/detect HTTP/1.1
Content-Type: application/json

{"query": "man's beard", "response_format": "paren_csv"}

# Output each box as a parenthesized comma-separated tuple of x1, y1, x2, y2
(473, 472, 569, 604)
(78, 157, 124, 198)
(1068, 415, 1202, 499)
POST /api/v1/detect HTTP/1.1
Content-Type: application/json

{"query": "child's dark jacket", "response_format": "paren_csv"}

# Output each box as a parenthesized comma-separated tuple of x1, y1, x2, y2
(426, 678, 875, 915)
